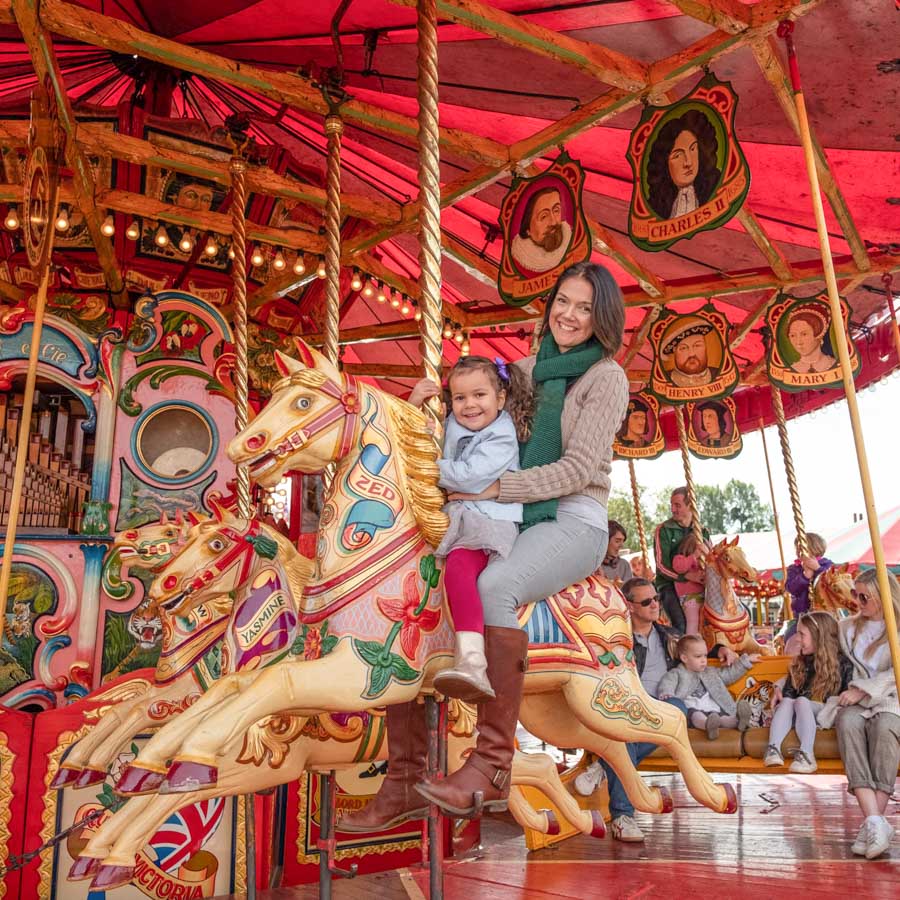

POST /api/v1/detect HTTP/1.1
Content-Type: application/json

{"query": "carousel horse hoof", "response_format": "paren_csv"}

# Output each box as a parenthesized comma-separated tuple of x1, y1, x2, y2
(68, 855, 101, 881)
(75, 767, 108, 788)
(113, 764, 166, 796)
(722, 782, 738, 814)
(90, 864, 135, 891)
(658, 786, 674, 814)
(161, 760, 218, 793)
(589, 810, 606, 839)
(542, 809, 560, 836)
(51, 766, 82, 789)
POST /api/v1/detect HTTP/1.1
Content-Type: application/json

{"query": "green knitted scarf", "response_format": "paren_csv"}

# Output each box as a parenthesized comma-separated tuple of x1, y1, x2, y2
(519, 333, 604, 529)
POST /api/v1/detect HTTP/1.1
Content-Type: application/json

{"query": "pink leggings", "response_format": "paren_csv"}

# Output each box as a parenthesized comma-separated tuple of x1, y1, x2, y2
(444, 548, 488, 633)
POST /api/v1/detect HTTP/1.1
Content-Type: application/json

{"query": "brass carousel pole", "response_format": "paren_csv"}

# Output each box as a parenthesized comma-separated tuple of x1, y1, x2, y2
(759, 417, 792, 622)
(628, 460, 650, 576)
(778, 20, 900, 695)
(227, 124, 255, 900)
(673, 406, 704, 544)
(416, 1, 446, 896)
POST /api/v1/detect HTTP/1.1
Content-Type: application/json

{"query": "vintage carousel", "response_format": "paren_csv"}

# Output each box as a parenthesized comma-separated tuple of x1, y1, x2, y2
(0, 0, 898, 897)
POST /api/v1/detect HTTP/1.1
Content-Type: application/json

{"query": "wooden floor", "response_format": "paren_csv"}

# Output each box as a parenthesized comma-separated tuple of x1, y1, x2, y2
(224, 773, 899, 898)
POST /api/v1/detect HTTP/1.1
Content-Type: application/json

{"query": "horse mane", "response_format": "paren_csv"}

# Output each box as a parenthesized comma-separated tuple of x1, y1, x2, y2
(257, 520, 316, 599)
(382, 393, 449, 548)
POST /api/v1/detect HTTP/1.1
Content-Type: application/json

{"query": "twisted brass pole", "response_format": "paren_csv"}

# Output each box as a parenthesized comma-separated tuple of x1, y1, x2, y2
(674, 405, 703, 544)
(230, 154, 251, 520)
(759, 417, 792, 621)
(323, 114, 344, 368)
(769, 384, 808, 560)
(416, 0, 445, 434)
(628, 460, 650, 574)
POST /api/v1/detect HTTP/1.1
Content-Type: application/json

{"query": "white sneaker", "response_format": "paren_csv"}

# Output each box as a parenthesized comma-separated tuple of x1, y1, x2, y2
(610, 815, 645, 843)
(851, 821, 870, 856)
(574, 759, 606, 797)
(789, 750, 817, 774)
(865, 816, 895, 859)
(763, 744, 784, 767)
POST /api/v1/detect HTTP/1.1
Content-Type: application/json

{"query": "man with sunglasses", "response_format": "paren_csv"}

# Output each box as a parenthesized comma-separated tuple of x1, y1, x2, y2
(600, 577, 738, 842)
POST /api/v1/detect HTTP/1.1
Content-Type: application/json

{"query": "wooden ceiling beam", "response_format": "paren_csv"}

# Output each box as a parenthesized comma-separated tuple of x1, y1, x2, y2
(667, 0, 750, 34)
(729, 290, 776, 350)
(38, 0, 508, 169)
(736, 208, 794, 281)
(0, 181, 75, 204)
(13, 0, 126, 305)
(389, 0, 647, 91)
(0, 0, 11, 24)
(620, 307, 661, 368)
(751, 35, 870, 273)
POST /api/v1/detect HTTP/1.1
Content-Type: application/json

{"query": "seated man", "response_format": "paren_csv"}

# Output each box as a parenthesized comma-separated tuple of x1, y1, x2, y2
(582, 578, 738, 842)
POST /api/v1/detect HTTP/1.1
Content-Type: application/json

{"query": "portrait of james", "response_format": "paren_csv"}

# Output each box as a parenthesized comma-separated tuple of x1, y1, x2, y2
(785, 305, 836, 374)
(510, 182, 573, 274)
(646, 109, 722, 221)
(695, 401, 732, 449)
(661, 317, 723, 388)
(617, 397, 652, 449)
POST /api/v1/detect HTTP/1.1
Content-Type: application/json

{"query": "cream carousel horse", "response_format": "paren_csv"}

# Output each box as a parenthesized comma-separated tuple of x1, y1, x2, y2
(701, 537, 774, 656)
(96, 344, 734, 847)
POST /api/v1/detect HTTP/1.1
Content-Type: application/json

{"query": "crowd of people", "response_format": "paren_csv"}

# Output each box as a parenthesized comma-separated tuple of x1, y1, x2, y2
(338, 260, 898, 862)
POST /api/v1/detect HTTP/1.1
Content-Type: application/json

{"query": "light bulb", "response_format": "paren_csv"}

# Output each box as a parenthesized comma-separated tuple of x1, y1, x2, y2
(125, 220, 140, 240)
(100, 214, 115, 237)
(317, 259, 326, 278)
(154, 224, 169, 246)
(55, 207, 70, 231)
(390, 295, 400, 309)
(273, 250, 286, 271)
(3, 206, 19, 230)
(363, 282, 374, 298)
(251, 245, 264, 267)
(461, 340, 470, 356)
(443, 324, 453, 339)
(204, 236, 218, 257)
(400, 301, 410, 316)
(228, 246, 236, 260)
(179, 232, 194, 253)
(378, 283, 387, 303)
(351, 270, 362, 291)
(414, 310, 422, 322)
(293, 256, 305, 275)
(454, 331, 464, 344)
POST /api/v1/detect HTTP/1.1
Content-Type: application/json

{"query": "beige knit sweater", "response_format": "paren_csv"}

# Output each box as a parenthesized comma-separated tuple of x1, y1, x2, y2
(497, 354, 629, 510)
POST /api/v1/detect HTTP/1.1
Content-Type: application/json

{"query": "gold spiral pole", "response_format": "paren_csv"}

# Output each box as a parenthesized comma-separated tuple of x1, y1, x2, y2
(759, 416, 792, 621)
(769, 383, 808, 563)
(628, 460, 650, 574)
(230, 152, 251, 520)
(416, 0, 445, 436)
(674, 405, 703, 543)
(323, 114, 344, 368)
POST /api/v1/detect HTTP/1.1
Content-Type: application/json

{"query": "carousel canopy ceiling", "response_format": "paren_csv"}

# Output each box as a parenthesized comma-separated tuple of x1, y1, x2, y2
(0, 0, 898, 436)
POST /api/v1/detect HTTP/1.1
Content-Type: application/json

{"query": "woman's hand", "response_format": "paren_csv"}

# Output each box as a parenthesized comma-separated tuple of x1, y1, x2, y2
(408, 378, 441, 409)
(838, 686, 867, 706)
(772, 684, 783, 706)
(447, 481, 501, 502)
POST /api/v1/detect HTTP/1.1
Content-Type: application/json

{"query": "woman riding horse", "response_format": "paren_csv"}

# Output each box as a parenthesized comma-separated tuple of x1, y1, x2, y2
(342, 261, 629, 827)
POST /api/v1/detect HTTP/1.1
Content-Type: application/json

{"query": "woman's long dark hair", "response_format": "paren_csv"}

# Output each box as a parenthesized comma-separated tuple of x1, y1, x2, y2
(539, 262, 625, 357)
(646, 109, 722, 220)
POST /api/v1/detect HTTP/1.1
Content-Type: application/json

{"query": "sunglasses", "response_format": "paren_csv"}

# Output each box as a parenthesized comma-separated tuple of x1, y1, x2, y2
(850, 589, 871, 605)
(627, 595, 659, 608)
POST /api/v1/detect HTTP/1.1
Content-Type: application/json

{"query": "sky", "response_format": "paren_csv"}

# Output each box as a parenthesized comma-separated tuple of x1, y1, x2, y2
(611, 373, 900, 550)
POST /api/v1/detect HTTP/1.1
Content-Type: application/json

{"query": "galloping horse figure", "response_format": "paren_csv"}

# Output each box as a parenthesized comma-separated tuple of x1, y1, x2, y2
(701, 537, 773, 656)
(106, 343, 735, 832)
(811, 563, 858, 615)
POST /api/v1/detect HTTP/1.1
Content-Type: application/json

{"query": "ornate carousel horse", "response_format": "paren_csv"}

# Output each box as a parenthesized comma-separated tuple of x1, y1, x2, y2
(701, 537, 773, 656)
(811, 563, 858, 615)
(70, 698, 601, 888)
(53, 508, 311, 790)
(105, 343, 735, 835)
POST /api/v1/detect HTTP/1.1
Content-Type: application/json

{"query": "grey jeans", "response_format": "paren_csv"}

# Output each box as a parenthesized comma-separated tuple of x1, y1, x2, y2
(835, 706, 900, 795)
(478, 514, 608, 628)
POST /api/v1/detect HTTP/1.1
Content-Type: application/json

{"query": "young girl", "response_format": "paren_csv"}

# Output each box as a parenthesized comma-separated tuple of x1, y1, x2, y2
(658, 634, 755, 739)
(408, 356, 533, 702)
(763, 611, 852, 773)
(672, 532, 707, 636)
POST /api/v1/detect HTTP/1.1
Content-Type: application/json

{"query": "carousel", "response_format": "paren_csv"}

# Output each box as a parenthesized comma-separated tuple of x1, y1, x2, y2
(0, 0, 898, 897)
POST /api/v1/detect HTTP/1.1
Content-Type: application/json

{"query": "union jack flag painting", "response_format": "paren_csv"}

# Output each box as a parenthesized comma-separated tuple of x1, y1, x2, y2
(147, 798, 225, 873)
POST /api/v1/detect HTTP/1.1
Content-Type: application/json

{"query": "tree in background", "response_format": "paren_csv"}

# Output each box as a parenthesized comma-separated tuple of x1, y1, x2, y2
(651, 480, 774, 534)
(608, 485, 656, 554)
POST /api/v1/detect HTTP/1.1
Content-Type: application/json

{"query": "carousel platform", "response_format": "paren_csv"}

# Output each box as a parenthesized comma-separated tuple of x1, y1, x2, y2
(219, 773, 899, 899)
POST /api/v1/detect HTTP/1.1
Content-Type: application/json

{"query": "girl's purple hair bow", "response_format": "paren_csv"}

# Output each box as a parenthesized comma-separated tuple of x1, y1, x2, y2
(494, 357, 510, 383)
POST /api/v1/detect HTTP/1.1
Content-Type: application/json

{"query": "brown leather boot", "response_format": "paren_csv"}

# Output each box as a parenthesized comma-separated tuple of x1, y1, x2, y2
(338, 701, 429, 832)
(414, 626, 527, 817)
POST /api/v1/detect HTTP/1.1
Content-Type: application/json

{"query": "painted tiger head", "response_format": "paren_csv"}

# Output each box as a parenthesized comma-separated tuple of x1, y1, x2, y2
(736, 676, 776, 728)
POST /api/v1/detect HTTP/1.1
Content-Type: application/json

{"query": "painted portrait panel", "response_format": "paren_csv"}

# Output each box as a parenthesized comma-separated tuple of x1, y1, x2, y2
(687, 397, 742, 459)
(614, 392, 665, 460)
(626, 74, 750, 252)
(498, 151, 592, 307)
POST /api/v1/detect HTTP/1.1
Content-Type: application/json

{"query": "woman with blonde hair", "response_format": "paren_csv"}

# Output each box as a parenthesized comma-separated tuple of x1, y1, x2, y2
(819, 569, 900, 859)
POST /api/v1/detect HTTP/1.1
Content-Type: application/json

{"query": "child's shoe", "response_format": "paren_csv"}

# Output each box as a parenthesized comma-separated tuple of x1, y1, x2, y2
(574, 758, 606, 797)
(736, 699, 752, 732)
(763, 744, 784, 767)
(705, 712, 721, 740)
(433, 632, 495, 702)
(789, 750, 817, 774)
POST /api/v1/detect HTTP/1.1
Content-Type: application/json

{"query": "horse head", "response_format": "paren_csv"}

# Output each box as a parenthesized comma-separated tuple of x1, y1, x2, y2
(811, 563, 858, 614)
(706, 536, 758, 584)
(113, 510, 192, 575)
(228, 341, 359, 485)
